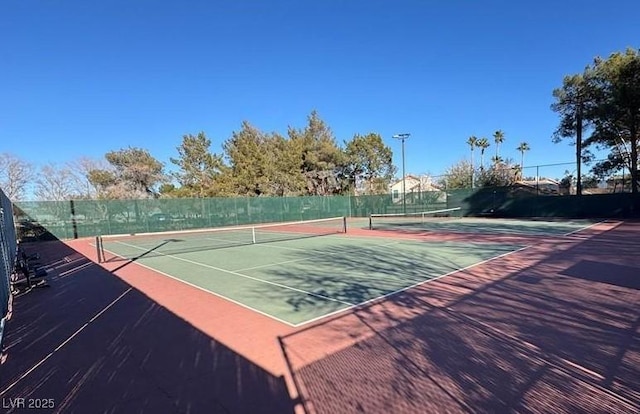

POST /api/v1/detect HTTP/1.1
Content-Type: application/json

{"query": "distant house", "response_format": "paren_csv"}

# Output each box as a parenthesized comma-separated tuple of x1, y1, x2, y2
(605, 176, 631, 193)
(513, 178, 560, 195)
(582, 187, 612, 195)
(390, 175, 443, 203)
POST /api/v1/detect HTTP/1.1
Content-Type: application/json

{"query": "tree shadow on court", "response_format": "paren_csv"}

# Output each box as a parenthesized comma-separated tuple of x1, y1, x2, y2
(253, 239, 506, 312)
(2, 240, 294, 414)
(277, 223, 640, 413)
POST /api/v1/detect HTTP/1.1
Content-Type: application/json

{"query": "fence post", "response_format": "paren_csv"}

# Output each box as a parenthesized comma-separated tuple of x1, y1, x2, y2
(70, 200, 78, 239)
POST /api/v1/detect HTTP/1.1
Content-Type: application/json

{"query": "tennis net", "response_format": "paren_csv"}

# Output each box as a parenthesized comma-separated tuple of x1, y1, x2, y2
(99, 216, 347, 261)
(369, 207, 462, 230)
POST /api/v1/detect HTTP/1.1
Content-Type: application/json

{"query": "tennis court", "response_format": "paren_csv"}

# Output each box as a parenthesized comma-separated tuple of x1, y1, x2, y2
(5, 209, 639, 414)
(367, 207, 600, 236)
(99, 216, 527, 326)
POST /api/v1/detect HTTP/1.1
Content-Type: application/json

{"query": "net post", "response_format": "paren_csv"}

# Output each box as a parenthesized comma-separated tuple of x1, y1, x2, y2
(343, 216, 347, 233)
(368, 215, 373, 230)
(96, 236, 102, 263)
(251, 227, 256, 244)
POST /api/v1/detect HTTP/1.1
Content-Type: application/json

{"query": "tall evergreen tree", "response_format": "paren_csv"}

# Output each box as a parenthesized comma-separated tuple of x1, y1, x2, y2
(553, 48, 640, 194)
(222, 122, 271, 196)
(551, 73, 593, 195)
(344, 133, 395, 194)
(288, 111, 345, 195)
(170, 132, 225, 197)
(586, 49, 640, 194)
(88, 147, 166, 198)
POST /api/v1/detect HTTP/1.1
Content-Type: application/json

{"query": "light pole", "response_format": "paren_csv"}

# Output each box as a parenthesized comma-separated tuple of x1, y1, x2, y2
(393, 133, 411, 214)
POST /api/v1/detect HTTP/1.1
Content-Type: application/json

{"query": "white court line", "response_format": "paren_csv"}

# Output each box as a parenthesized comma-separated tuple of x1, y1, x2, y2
(110, 232, 530, 328)
(563, 219, 610, 236)
(0, 288, 132, 396)
(292, 245, 530, 327)
(113, 241, 354, 307)
(284, 220, 607, 328)
(108, 219, 614, 330)
(103, 246, 298, 327)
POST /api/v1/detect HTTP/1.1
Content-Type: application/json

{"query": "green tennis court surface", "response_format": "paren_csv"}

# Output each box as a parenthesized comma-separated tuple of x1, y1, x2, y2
(102, 229, 524, 326)
(369, 211, 599, 236)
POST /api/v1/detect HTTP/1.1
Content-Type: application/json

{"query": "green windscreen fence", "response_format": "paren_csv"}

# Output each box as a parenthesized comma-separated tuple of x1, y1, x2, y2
(15, 196, 353, 240)
(349, 190, 447, 217)
(13, 189, 639, 240)
(446, 187, 639, 218)
(1, 187, 18, 343)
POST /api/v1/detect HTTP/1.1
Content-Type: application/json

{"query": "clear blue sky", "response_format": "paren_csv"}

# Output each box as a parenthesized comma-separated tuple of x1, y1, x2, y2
(2, 0, 638, 182)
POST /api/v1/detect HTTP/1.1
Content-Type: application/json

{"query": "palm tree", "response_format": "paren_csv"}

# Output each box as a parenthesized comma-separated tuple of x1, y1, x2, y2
(493, 130, 505, 162)
(517, 142, 531, 172)
(477, 137, 490, 170)
(467, 136, 478, 187)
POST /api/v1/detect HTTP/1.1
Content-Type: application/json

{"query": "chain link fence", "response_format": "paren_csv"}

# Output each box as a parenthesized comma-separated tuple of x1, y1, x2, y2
(1, 187, 18, 345)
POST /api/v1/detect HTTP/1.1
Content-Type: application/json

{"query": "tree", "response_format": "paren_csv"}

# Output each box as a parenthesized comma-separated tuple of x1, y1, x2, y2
(517, 142, 531, 171)
(288, 111, 346, 195)
(344, 133, 395, 195)
(513, 164, 523, 181)
(585, 48, 640, 194)
(440, 159, 473, 189)
(551, 73, 593, 196)
(0, 152, 32, 200)
(34, 164, 78, 201)
(466, 136, 478, 188)
(170, 132, 225, 197)
(88, 147, 166, 199)
(477, 137, 490, 170)
(87, 168, 117, 197)
(493, 130, 505, 163)
(67, 157, 108, 199)
(553, 48, 640, 194)
(476, 159, 519, 187)
(264, 133, 306, 196)
(158, 183, 179, 197)
(222, 121, 271, 196)
(590, 148, 627, 185)
(559, 171, 573, 194)
(582, 175, 600, 189)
